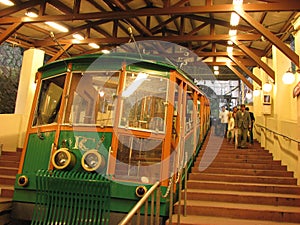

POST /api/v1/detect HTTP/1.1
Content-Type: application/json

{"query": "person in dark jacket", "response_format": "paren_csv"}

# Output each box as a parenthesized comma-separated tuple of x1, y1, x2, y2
(235, 104, 251, 149)
(246, 107, 255, 144)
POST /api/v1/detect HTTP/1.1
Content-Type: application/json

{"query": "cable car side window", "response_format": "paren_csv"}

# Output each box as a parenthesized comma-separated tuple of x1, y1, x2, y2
(120, 72, 168, 133)
(33, 75, 66, 126)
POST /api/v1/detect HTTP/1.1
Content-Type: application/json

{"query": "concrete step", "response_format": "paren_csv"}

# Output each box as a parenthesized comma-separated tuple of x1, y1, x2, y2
(166, 215, 300, 225)
(191, 167, 294, 177)
(184, 189, 300, 206)
(173, 200, 300, 223)
(187, 180, 300, 195)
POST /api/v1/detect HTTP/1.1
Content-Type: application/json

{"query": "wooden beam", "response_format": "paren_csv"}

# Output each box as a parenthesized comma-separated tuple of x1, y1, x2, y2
(233, 40, 275, 81)
(0, 22, 23, 44)
(33, 34, 261, 47)
(236, 8, 299, 67)
(227, 64, 254, 90)
(1, 2, 300, 24)
(47, 43, 73, 63)
(229, 55, 262, 86)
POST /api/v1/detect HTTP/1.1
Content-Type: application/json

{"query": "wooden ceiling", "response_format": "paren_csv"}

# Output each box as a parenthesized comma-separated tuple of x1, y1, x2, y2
(0, 0, 299, 88)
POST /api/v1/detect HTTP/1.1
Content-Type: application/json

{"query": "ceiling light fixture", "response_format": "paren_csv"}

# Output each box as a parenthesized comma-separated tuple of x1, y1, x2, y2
(227, 46, 233, 53)
(45, 21, 69, 33)
(101, 49, 110, 54)
(214, 70, 220, 75)
(72, 32, 85, 41)
(213, 66, 219, 71)
(230, 12, 240, 26)
(89, 43, 100, 49)
(282, 68, 295, 84)
(0, 0, 14, 6)
(25, 8, 38, 18)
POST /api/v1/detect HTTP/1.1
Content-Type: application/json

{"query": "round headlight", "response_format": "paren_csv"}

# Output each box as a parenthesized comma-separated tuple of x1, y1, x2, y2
(135, 186, 147, 197)
(18, 175, 29, 187)
(81, 150, 105, 172)
(52, 148, 76, 170)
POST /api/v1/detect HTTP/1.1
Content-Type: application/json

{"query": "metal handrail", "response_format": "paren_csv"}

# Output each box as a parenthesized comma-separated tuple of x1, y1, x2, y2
(255, 123, 300, 144)
(118, 181, 161, 225)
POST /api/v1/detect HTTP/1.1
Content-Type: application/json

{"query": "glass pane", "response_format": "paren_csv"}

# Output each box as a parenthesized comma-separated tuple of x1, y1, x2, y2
(115, 134, 162, 182)
(120, 72, 168, 133)
(33, 75, 66, 126)
(65, 71, 120, 126)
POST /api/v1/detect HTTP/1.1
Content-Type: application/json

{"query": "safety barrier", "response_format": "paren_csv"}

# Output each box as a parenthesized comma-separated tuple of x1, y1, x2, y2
(31, 169, 111, 225)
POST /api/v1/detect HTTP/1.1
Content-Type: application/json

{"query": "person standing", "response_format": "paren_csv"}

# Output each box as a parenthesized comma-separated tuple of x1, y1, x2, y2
(219, 106, 229, 137)
(235, 104, 251, 149)
(246, 107, 255, 144)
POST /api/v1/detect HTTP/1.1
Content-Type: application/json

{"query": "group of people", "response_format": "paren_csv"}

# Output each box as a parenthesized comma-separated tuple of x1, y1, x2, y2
(218, 104, 255, 149)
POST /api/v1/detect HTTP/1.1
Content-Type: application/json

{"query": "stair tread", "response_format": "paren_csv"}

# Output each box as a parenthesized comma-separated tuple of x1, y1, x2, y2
(168, 215, 300, 225)
(186, 189, 300, 199)
(0, 184, 14, 190)
(191, 172, 296, 180)
(194, 167, 292, 173)
(188, 180, 299, 188)
(0, 197, 12, 203)
(176, 200, 300, 213)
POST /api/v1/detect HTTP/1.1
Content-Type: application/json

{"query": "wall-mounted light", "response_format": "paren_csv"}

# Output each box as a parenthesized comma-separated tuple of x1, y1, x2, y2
(253, 88, 261, 97)
(262, 82, 272, 92)
(45, 21, 69, 33)
(246, 90, 252, 100)
(25, 8, 38, 17)
(0, 0, 14, 6)
(282, 68, 295, 84)
(214, 70, 220, 75)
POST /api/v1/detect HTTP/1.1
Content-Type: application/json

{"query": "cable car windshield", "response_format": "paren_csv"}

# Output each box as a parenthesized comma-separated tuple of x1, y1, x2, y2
(64, 71, 120, 126)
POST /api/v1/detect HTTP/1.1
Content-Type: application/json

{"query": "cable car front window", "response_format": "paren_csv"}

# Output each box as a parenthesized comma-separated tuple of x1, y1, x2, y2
(64, 71, 120, 126)
(120, 72, 168, 133)
(33, 75, 66, 126)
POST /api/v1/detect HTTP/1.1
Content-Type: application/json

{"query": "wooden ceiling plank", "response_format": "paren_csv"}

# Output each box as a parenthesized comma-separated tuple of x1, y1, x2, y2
(227, 64, 254, 90)
(48, 0, 73, 14)
(229, 55, 262, 86)
(236, 8, 299, 67)
(233, 40, 275, 81)
(187, 22, 208, 35)
(0, 22, 23, 44)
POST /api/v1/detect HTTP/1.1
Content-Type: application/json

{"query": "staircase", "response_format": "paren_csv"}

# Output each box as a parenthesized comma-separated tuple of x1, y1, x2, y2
(0, 149, 21, 224)
(167, 132, 300, 225)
